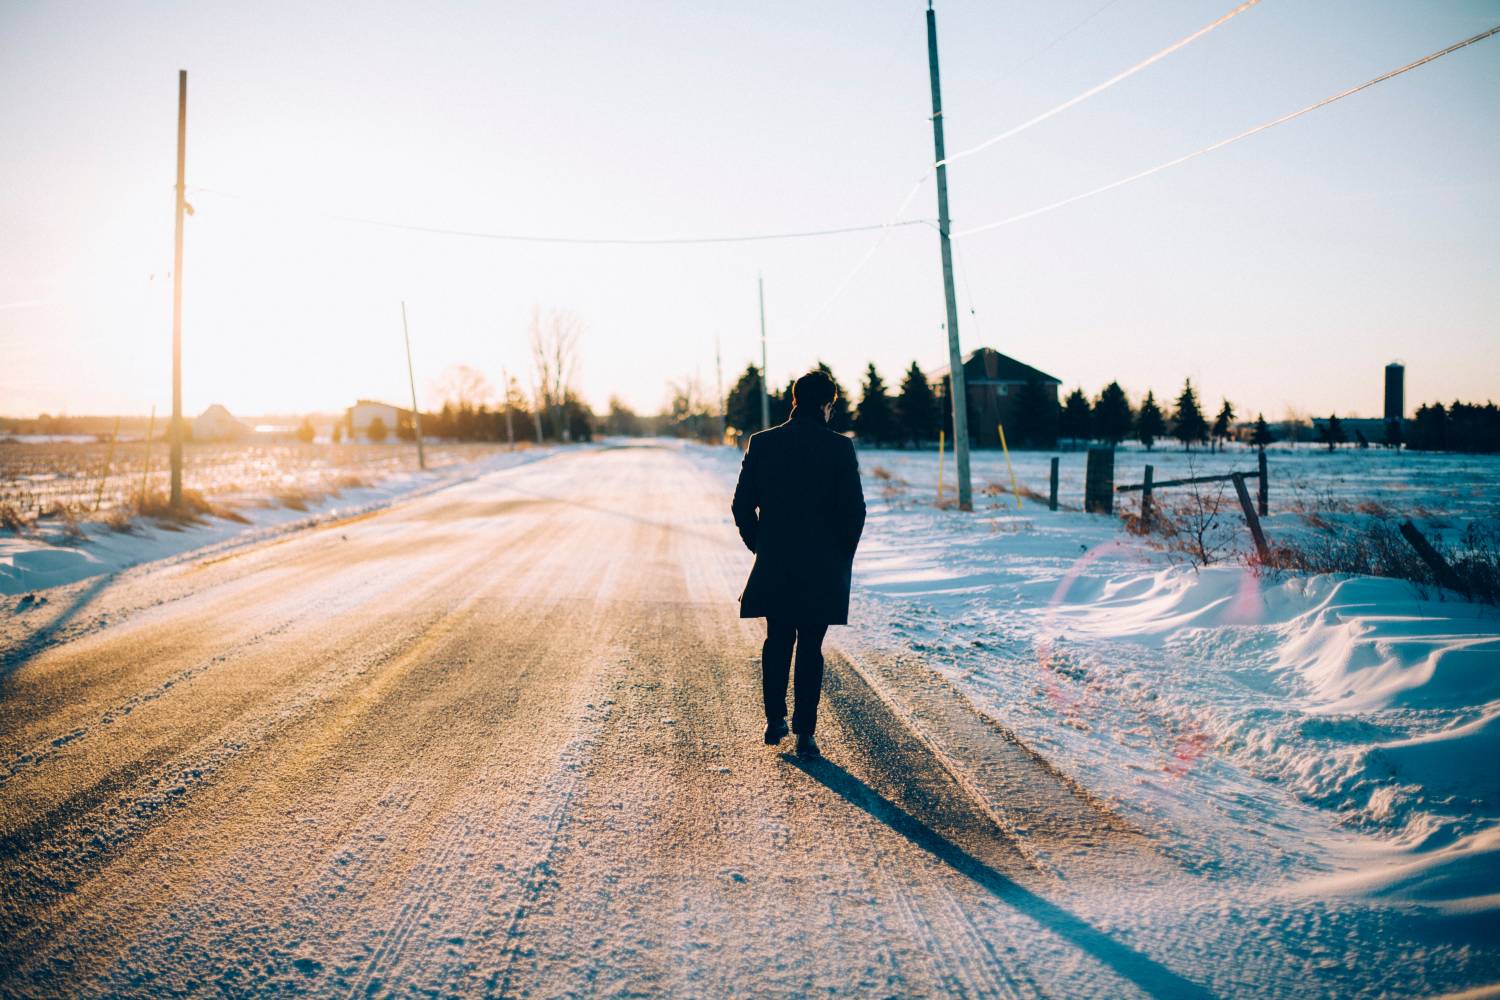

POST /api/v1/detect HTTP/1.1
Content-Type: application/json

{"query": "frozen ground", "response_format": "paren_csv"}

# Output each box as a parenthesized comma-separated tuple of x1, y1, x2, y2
(694, 441, 1500, 927)
(1, 440, 1496, 997)
(0, 445, 553, 596)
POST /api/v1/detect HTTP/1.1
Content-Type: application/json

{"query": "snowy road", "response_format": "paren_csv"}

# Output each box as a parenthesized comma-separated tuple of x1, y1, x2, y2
(0, 443, 1219, 998)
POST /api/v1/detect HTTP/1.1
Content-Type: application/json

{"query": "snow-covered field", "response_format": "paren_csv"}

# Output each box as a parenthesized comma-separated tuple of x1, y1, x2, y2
(1, 444, 553, 596)
(695, 442, 1500, 921)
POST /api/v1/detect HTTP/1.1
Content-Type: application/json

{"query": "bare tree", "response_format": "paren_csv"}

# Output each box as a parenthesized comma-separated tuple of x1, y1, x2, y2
(434, 364, 493, 410)
(530, 306, 584, 440)
(666, 375, 715, 441)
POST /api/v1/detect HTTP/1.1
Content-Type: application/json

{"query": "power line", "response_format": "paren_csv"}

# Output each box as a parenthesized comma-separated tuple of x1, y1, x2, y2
(940, 0, 1260, 167)
(955, 23, 1500, 239)
(1012, 0, 1128, 73)
(187, 186, 933, 246)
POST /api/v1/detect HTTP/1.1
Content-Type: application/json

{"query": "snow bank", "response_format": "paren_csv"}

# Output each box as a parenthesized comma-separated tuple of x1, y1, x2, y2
(1, 447, 556, 597)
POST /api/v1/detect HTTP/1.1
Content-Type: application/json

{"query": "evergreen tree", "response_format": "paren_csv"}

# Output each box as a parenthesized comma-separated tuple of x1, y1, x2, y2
(1136, 391, 1166, 451)
(366, 415, 389, 443)
(896, 362, 939, 446)
(1250, 413, 1274, 448)
(1319, 414, 1346, 451)
(1015, 377, 1059, 448)
(772, 379, 795, 425)
(854, 363, 896, 446)
(815, 361, 853, 432)
(1093, 381, 1133, 446)
(295, 417, 316, 444)
(1060, 388, 1092, 447)
(1172, 379, 1209, 450)
(725, 365, 766, 438)
(1211, 399, 1235, 451)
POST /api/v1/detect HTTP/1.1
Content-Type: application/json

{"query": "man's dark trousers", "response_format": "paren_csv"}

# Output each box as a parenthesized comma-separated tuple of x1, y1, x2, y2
(762, 618, 830, 736)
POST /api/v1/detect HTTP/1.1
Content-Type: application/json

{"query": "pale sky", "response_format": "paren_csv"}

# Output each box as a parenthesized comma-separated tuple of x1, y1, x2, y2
(3, 1, 1497, 421)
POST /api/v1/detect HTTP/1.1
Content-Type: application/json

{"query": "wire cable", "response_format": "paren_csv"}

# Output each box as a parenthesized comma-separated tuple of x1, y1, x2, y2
(940, 0, 1261, 167)
(187, 186, 934, 246)
(954, 23, 1500, 238)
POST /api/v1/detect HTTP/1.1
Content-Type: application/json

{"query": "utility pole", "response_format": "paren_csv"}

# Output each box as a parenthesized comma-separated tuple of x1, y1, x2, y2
(757, 274, 771, 432)
(169, 69, 187, 508)
(501, 365, 516, 451)
(715, 335, 726, 442)
(401, 301, 426, 470)
(926, 3, 973, 511)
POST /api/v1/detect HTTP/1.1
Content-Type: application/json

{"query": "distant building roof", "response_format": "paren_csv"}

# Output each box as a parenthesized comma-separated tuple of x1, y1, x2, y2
(192, 404, 249, 441)
(932, 348, 1061, 386)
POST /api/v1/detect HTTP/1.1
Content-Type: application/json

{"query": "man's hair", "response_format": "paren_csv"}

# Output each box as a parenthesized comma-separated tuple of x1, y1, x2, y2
(792, 370, 838, 411)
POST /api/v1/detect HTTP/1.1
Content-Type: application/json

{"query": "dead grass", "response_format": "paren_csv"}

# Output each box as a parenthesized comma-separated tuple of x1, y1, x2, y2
(0, 501, 27, 535)
(1264, 515, 1500, 604)
(138, 488, 248, 525)
(1121, 480, 1238, 569)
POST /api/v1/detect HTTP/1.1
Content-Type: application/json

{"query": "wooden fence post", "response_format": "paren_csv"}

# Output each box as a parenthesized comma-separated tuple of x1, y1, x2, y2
(93, 416, 121, 512)
(1140, 464, 1154, 529)
(1257, 447, 1268, 516)
(1084, 447, 1114, 514)
(1048, 456, 1059, 511)
(1232, 472, 1271, 562)
(139, 406, 156, 509)
(1398, 520, 1466, 595)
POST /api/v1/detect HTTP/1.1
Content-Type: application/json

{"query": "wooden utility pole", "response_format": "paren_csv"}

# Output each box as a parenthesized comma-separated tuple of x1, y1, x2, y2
(925, 3, 972, 511)
(169, 70, 187, 508)
(401, 301, 426, 470)
(715, 336, 726, 441)
(501, 365, 516, 451)
(757, 274, 771, 432)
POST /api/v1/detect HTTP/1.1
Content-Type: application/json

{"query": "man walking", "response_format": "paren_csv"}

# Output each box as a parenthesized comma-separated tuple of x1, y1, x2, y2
(731, 369, 866, 758)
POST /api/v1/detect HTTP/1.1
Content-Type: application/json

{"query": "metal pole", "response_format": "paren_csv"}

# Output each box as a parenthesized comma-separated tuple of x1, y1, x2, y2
(926, 3, 972, 511)
(401, 301, 426, 470)
(757, 274, 771, 431)
(169, 70, 187, 508)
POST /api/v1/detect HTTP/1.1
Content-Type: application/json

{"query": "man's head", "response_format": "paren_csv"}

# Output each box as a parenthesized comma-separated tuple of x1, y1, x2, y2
(792, 369, 838, 419)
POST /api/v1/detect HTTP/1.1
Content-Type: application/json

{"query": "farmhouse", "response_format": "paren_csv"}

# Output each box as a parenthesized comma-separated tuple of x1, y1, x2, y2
(345, 400, 412, 441)
(933, 348, 1062, 448)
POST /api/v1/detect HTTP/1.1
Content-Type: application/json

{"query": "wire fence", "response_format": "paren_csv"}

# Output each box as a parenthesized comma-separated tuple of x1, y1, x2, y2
(0, 439, 511, 522)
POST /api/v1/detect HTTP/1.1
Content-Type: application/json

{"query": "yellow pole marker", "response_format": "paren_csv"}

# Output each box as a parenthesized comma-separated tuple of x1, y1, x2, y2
(937, 430, 946, 504)
(139, 406, 156, 509)
(997, 422, 1022, 511)
(94, 416, 121, 512)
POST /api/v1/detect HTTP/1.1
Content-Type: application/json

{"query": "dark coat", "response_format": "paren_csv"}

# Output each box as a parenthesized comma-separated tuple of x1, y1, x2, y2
(731, 410, 866, 625)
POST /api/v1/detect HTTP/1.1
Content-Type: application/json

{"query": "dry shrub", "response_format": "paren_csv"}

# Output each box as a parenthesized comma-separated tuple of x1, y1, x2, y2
(1265, 516, 1500, 605)
(41, 501, 87, 542)
(104, 507, 137, 533)
(1123, 480, 1237, 568)
(1, 501, 27, 535)
(871, 466, 894, 481)
(139, 487, 246, 525)
(331, 473, 369, 492)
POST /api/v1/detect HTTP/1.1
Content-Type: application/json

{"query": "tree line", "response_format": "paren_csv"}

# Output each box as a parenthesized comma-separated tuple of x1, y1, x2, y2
(724, 361, 1257, 452)
(1407, 400, 1500, 453)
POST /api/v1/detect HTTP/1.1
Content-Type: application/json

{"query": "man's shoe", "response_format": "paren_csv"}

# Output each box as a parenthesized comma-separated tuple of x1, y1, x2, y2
(764, 718, 789, 746)
(795, 733, 821, 758)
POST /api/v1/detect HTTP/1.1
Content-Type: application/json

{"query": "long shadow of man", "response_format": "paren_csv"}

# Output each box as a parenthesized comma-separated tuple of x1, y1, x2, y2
(784, 754, 1214, 999)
